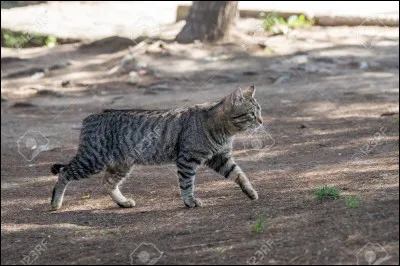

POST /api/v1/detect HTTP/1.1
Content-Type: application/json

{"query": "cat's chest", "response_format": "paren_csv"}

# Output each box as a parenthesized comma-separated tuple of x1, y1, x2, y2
(207, 138, 233, 156)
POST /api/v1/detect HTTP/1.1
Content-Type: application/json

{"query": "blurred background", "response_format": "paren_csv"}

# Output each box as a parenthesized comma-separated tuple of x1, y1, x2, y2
(1, 1, 399, 265)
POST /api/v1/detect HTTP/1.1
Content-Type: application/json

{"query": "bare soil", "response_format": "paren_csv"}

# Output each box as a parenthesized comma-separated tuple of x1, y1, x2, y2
(1, 25, 399, 265)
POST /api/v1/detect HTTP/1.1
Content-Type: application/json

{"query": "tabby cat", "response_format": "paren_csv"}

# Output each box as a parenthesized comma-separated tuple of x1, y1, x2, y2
(51, 85, 263, 210)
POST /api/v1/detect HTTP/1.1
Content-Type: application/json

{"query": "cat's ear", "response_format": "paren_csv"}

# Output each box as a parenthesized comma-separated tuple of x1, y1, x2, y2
(230, 87, 243, 105)
(245, 85, 256, 98)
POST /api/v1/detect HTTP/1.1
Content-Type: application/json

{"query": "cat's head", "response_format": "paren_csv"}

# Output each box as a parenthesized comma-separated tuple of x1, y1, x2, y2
(224, 85, 263, 131)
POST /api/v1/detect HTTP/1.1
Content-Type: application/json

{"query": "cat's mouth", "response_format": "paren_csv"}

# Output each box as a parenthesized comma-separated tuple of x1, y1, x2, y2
(246, 122, 263, 131)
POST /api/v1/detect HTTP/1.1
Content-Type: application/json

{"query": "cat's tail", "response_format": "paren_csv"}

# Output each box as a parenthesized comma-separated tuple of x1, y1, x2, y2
(51, 164, 66, 175)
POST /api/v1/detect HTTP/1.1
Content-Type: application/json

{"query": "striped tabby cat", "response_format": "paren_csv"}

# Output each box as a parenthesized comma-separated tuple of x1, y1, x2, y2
(51, 85, 263, 210)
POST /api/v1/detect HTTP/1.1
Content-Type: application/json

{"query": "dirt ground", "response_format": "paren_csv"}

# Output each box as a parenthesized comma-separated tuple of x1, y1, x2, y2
(1, 24, 399, 265)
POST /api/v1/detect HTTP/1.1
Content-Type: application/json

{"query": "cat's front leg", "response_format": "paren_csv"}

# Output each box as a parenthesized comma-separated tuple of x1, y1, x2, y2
(231, 170, 259, 200)
(207, 154, 258, 200)
(176, 155, 202, 208)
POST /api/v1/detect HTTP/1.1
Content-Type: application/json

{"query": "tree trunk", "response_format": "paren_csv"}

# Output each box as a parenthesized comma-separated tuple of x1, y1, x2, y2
(175, 1, 238, 44)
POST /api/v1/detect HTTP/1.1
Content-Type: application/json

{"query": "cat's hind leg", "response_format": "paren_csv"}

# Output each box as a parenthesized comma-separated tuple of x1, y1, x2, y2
(51, 153, 105, 210)
(51, 169, 69, 211)
(103, 166, 135, 208)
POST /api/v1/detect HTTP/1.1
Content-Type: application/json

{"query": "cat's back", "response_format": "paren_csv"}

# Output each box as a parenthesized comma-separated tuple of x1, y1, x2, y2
(81, 101, 220, 136)
(80, 107, 192, 141)
(78, 107, 194, 163)
(83, 108, 182, 125)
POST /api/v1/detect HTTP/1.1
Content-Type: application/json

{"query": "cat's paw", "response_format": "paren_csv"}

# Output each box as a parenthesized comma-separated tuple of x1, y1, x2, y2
(50, 202, 62, 211)
(244, 188, 258, 200)
(51, 199, 63, 211)
(117, 198, 136, 208)
(183, 197, 203, 208)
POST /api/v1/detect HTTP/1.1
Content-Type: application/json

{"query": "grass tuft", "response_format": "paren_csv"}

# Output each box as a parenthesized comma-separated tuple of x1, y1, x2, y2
(252, 210, 268, 232)
(345, 195, 360, 208)
(315, 186, 340, 201)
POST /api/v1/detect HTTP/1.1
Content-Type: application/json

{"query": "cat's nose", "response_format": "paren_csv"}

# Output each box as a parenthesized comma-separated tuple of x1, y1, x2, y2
(257, 117, 263, 124)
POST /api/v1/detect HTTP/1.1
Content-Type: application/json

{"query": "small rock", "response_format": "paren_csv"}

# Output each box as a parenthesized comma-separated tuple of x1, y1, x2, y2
(35, 89, 62, 97)
(381, 112, 397, 117)
(129, 71, 139, 82)
(129, 71, 138, 78)
(359, 61, 369, 70)
(12, 102, 36, 108)
(280, 99, 292, 104)
(143, 90, 158, 95)
(300, 124, 307, 129)
(145, 40, 170, 55)
(149, 83, 176, 91)
(242, 70, 258, 76)
(61, 80, 71, 87)
(135, 62, 148, 71)
(48, 61, 71, 70)
(314, 57, 335, 64)
(31, 72, 45, 80)
(291, 55, 308, 64)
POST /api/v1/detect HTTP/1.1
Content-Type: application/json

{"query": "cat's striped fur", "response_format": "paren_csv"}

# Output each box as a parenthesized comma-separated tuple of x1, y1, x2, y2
(51, 86, 263, 210)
